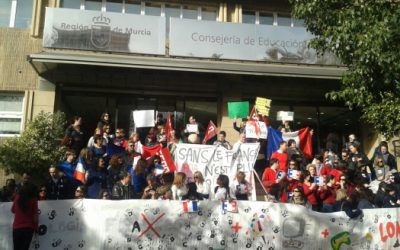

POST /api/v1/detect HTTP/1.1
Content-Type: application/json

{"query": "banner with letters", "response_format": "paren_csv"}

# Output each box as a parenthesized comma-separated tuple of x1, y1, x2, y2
(0, 199, 397, 250)
(43, 8, 165, 55)
(175, 143, 260, 200)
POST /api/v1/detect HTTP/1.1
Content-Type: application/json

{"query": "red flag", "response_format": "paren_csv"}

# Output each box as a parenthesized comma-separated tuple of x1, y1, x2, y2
(202, 120, 218, 144)
(165, 112, 173, 142)
(142, 144, 176, 172)
(248, 106, 260, 136)
(298, 127, 313, 160)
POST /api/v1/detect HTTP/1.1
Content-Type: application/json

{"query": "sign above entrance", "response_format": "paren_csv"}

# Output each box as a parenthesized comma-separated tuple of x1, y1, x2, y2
(169, 18, 339, 65)
(43, 8, 165, 55)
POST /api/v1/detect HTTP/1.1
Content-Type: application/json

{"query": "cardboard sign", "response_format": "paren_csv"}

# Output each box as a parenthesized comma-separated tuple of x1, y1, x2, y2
(277, 111, 294, 121)
(255, 97, 272, 116)
(227, 101, 249, 119)
(186, 124, 199, 133)
(133, 110, 155, 127)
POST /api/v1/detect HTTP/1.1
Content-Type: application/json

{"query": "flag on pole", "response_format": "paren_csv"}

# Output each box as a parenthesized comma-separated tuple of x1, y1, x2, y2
(165, 112, 173, 143)
(267, 127, 313, 160)
(182, 200, 199, 213)
(142, 144, 176, 172)
(202, 120, 218, 144)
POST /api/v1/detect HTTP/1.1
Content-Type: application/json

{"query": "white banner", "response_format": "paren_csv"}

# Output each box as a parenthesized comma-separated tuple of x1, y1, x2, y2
(169, 18, 339, 65)
(175, 143, 259, 200)
(0, 199, 397, 250)
(43, 8, 166, 55)
(133, 110, 155, 128)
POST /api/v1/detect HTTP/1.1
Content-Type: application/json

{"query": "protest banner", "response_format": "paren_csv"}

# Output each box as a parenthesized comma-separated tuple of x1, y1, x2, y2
(227, 101, 249, 119)
(0, 199, 397, 250)
(133, 110, 155, 127)
(175, 143, 260, 200)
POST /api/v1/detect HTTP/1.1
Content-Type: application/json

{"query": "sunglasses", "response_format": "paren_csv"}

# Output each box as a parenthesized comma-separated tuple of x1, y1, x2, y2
(76, 189, 82, 193)
(40, 189, 46, 192)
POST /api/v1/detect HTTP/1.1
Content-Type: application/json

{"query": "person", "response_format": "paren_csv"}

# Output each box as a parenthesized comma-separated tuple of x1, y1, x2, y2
(87, 127, 107, 148)
(300, 171, 319, 211)
(345, 134, 360, 151)
(65, 116, 84, 156)
(142, 175, 158, 199)
(262, 158, 284, 192)
(37, 185, 47, 201)
(157, 125, 167, 147)
(155, 185, 173, 200)
(167, 129, 181, 160)
(108, 128, 129, 158)
(145, 129, 159, 147)
(183, 115, 205, 143)
(232, 133, 246, 151)
(374, 143, 397, 170)
(271, 141, 289, 173)
(287, 139, 307, 171)
(231, 171, 252, 200)
(373, 155, 391, 181)
(98, 189, 111, 200)
(312, 154, 331, 176)
(11, 182, 38, 250)
(319, 175, 338, 212)
(85, 157, 108, 199)
(97, 112, 111, 130)
(131, 159, 148, 196)
(1, 178, 16, 202)
(333, 190, 362, 218)
(46, 166, 69, 200)
(58, 150, 78, 194)
(16, 172, 33, 191)
(129, 132, 143, 154)
(289, 186, 311, 208)
(90, 135, 107, 162)
(74, 148, 92, 184)
(349, 142, 369, 169)
(74, 185, 87, 199)
(381, 184, 400, 208)
(278, 120, 292, 133)
(182, 182, 203, 200)
(107, 154, 124, 192)
(193, 171, 210, 199)
(232, 117, 246, 134)
(214, 174, 235, 201)
(171, 172, 188, 200)
(155, 113, 165, 127)
(213, 131, 232, 149)
(112, 171, 134, 200)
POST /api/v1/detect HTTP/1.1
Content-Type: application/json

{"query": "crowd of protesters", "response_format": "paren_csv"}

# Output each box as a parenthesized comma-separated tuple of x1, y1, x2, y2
(1, 112, 399, 219)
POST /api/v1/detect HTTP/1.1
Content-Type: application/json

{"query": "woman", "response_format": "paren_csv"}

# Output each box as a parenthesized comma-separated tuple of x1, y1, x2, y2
(319, 175, 338, 213)
(231, 171, 252, 200)
(97, 112, 111, 130)
(65, 116, 84, 156)
(38, 185, 47, 201)
(11, 182, 38, 250)
(214, 174, 235, 201)
(373, 155, 391, 181)
(98, 189, 111, 200)
(300, 171, 319, 211)
(87, 127, 107, 148)
(85, 157, 108, 199)
(90, 136, 107, 162)
(167, 129, 181, 160)
(107, 154, 124, 192)
(306, 164, 317, 177)
(171, 172, 188, 200)
(289, 187, 311, 208)
(74, 148, 92, 184)
(129, 132, 143, 154)
(182, 182, 203, 200)
(132, 159, 148, 196)
(142, 175, 158, 199)
(193, 171, 210, 199)
(75, 185, 87, 199)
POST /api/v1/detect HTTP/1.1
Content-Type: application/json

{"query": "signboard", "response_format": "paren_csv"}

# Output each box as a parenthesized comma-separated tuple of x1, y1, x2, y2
(277, 111, 294, 121)
(133, 110, 155, 127)
(175, 143, 260, 200)
(0, 199, 397, 250)
(255, 97, 272, 116)
(227, 101, 249, 119)
(169, 18, 340, 65)
(43, 8, 165, 55)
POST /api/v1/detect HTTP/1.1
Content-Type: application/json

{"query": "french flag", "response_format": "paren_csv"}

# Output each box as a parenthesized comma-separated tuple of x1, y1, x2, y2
(182, 201, 199, 213)
(222, 200, 238, 213)
(73, 160, 86, 184)
(267, 127, 313, 160)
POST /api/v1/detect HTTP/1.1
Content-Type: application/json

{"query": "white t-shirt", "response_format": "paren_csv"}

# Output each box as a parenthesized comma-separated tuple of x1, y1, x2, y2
(171, 184, 188, 200)
(214, 186, 236, 201)
(196, 182, 210, 197)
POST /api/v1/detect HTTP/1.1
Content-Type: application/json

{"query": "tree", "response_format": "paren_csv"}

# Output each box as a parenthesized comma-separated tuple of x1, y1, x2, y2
(0, 111, 67, 179)
(290, 0, 400, 138)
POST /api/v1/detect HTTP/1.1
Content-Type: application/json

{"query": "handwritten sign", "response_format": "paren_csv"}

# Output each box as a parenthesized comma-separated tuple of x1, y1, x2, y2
(277, 111, 294, 121)
(133, 110, 155, 127)
(255, 97, 272, 116)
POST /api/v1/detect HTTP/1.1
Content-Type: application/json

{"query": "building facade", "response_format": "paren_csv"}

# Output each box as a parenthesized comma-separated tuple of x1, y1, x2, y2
(0, 0, 391, 182)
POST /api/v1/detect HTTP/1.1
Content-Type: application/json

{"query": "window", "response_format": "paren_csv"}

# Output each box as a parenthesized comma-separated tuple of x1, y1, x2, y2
(293, 19, 305, 27)
(61, 0, 81, 9)
(106, 1, 123, 13)
(277, 14, 292, 26)
(144, 2, 161, 16)
(15, 0, 33, 28)
(182, 6, 197, 20)
(242, 11, 256, 24)
(259, 12, 274, 25)
(85, 0, 102, 11)
(125, 2, 141, 14)
(0, 94, 24, 136)
(0, 0, 12, 27)
(201, 8, 217, 21)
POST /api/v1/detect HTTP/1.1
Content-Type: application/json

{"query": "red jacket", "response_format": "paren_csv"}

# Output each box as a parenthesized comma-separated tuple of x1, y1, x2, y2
(271, 151, 288, 173)
(318, 185, 338, 204)
(262, 167, 277, 192)
(301, 183, 318, 205)
(11, 194, 38, 230)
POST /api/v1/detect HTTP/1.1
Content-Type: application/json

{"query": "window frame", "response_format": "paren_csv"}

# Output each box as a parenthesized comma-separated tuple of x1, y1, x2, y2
(0, 93, 25, 137)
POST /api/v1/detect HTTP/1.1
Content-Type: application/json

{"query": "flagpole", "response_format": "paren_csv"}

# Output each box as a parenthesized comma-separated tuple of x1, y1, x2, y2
(252, 169, 270, 201)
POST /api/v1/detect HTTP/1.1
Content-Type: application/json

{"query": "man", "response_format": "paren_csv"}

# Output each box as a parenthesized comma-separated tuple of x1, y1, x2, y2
(262, 158, 284, 192)
(46, 166, 69, 200)
(213, 131, 232, 150)
(377, 144, 397, 170)
(232, 133, 246, 151)
(108, 128, 129, 159)
(271, 141, 289, 173)
(112, 171, 135, 200)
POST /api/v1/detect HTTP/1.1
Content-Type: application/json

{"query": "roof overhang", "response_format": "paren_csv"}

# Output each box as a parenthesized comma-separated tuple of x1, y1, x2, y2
(27, 51, 346, 79)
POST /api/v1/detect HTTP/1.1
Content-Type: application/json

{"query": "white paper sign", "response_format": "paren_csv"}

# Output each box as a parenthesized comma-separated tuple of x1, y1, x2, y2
(133, 110, 155, 127)
(186, 124, 198, 133)
(245, 121, 268, 139)
(277, 111, 294, 121)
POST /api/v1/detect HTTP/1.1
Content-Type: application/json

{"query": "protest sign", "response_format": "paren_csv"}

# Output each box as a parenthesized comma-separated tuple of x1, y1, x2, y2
(227, 101, 249, 119)
(277, 111, 294, 121)
(133, 110, 155, 127)
(245, 121, 267, 139)
(175, 143, 260, 200)
(186, 124, 199, 133)
(255, 97, 272, 116)
(0, 199, 397, 250)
